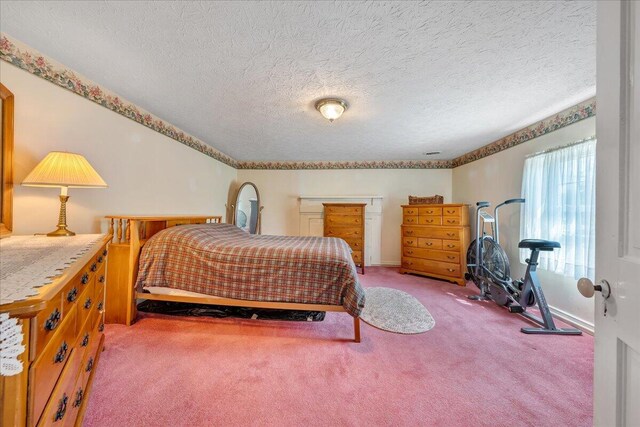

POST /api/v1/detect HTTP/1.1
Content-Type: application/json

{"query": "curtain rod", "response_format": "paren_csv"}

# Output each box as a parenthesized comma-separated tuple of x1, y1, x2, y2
(525, 135, 596, 159)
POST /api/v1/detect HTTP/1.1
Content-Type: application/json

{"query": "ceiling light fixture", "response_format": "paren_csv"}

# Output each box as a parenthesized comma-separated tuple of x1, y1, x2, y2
(423, 151, 442, 156)
(315, 98, 348, 122)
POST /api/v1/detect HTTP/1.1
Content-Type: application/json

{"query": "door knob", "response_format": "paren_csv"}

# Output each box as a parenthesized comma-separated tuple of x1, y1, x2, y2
(577, 278, 611, 299)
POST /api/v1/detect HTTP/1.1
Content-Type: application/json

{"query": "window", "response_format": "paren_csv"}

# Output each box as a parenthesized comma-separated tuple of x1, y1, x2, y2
(520, 137, 596, 280)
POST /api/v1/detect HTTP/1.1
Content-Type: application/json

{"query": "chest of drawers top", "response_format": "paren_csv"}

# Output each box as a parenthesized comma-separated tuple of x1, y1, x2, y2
(401, 203, 469, 226)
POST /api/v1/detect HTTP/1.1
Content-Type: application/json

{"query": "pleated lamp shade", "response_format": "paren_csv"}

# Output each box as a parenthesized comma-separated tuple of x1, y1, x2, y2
(22, 152, 107, 188)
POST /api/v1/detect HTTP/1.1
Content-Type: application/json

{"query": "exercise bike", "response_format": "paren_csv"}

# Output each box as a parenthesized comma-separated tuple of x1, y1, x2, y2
(465, 199, 581, 335)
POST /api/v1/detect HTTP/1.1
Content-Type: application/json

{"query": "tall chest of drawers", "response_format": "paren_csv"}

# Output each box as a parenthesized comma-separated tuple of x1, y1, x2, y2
(0, 235, 110, 427)
(323, 203, 366, 274)
(400, 204, 470, 286)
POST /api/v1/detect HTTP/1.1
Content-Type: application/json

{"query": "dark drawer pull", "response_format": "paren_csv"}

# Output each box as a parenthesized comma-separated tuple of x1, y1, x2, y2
(81, 333, 90, 347)
(98, 323, 105, 332)
(54, 342, 68, 364)
(86, 357, 94, 372)
(447, 244, 455, 248)
(426, 243, 433, 246)
(97, 255, 104, 264)
(98, 275, 105, 284)
(44, 309, 61, 331)
(407, 250, 413, 255)
(97, 301, 104, 311)
(102, 249, 108, 257)
(447, 268, 456, 272)
(90, 263, 98, 272)
(447, 256, 456, 260)
(54, 394, 68, 421)
(73, 388, 84, 408)
(81, 273, 90, 285)
(84, 298, 92, 310)
(446, 233, 456, 237)
(66, 287, 78, 303)
(406, 240, 414, 245)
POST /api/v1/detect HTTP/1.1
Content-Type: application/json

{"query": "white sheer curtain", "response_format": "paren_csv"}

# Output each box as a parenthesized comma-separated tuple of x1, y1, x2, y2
(520, 137, 596, 280)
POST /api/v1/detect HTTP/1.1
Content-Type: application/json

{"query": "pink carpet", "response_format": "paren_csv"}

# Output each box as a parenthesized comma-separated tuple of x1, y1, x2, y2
(83, 267, 593, 426)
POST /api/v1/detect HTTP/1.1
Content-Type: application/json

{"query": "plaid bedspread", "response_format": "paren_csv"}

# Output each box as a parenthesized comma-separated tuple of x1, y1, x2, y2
(135, 224, 365, 316)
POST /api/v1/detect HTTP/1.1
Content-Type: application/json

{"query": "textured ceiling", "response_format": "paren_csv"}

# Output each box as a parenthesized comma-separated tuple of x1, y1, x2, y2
(0, 1, 595, 162)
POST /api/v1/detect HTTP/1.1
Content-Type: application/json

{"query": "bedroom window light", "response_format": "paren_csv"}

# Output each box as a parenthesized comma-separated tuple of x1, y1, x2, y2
(519, 137, 596, 280)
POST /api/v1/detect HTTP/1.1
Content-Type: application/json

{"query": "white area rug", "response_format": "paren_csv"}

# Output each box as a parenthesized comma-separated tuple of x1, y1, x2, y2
(359, 287, 435, 334)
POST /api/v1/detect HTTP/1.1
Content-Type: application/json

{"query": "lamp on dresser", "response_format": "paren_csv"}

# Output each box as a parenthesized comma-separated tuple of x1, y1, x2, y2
(22, 151, 107, 236)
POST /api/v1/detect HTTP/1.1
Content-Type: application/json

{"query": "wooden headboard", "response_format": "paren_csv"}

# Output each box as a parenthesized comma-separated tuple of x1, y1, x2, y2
(103, 215, 222, 325)
(0, 83, 14, 238)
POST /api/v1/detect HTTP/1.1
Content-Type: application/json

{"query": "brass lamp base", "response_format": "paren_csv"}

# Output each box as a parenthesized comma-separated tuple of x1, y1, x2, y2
(47, 194, 76, 237)
(46, 226, 76, 237)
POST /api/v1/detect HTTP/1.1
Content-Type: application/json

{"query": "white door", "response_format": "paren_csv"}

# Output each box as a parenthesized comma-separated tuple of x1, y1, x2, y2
(594, 1, 640, 425)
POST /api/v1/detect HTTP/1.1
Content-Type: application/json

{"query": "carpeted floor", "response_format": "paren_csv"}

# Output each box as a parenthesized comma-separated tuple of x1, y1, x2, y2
(83, 267, 593, 427)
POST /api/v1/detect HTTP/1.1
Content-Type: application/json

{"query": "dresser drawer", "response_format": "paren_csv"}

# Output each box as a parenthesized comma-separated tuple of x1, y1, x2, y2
(63, 372, 85, 426)
(401, 257, 461, 278)
(342, 238, 363, 250)
(78, 283, 96, 332)
(402, 207, 419, 216)
(30, 307, 78, 425)
(442, 216, 461, 226)
(60, 275, 82, 320)
(418, 207, 442, 216)
(403, 247, 460, 264)
(33, 297, 63, 358)
(325, 205, 363, 215)
(95, 246, 108, 269)
(325, 226, 362, 239)
(402, 237, 417, 247)
(325, 215, 363, 226)
(404, 227, 460, 240)
(442, 206, 462, 217)
(417, 238, 442, 250)
(351, 251, 363, 264)
(418, 216, 441, 226)
(36, 345, 81, 427)
(403, 216, 418, 225)
(442, 240, 461, 251)
(80, 324, 104, 389)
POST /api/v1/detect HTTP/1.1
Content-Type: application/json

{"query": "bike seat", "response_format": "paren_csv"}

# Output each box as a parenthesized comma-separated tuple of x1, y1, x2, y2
(518, 239, 561, 251)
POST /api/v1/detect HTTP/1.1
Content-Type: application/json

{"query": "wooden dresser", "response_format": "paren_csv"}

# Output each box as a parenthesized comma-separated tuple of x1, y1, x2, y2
(323, 203, 366, 274)
(400, 204, 470, 286)
(0, 235, 110, 427)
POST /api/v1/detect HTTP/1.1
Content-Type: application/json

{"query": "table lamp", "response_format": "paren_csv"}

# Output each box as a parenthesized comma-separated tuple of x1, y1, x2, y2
(22, 151, 107, 236)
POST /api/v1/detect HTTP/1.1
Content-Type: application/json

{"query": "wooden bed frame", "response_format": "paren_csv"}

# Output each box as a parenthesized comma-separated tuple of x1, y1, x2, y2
(104, 215, 361, 342)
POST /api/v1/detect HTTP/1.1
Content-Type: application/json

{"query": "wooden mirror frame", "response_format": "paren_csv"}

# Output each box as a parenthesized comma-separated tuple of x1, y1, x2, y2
(0, 83, 14, 238)
(232, 182, 262, 234)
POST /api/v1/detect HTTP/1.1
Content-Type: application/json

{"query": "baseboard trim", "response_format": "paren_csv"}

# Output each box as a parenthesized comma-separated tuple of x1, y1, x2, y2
(548, 305, 594, 335)
(374, 261, 401, 267)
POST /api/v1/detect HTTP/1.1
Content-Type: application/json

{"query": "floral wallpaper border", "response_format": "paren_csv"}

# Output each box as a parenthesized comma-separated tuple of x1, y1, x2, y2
(238, 159, 452, 170)
(1, 33, 595, 171)
(449, 98, 596, 168)
(0, 34, 239, 168)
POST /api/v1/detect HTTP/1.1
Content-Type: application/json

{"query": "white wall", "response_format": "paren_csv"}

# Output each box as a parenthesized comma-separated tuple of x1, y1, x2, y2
(1, 62, 237, 235)
(452, 116, 596, 330)
(237, 168, 452, 265)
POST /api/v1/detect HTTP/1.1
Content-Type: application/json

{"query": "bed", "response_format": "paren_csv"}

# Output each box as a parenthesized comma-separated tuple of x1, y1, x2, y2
(104, 216, 365, 342)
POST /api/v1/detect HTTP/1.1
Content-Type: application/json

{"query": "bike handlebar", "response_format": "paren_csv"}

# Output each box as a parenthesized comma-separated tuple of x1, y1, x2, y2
(503, 198, 525, 205)
(476, 201, 490, 208)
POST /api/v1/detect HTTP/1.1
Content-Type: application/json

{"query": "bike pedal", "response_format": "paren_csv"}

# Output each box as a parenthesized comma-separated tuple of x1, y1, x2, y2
(508, 305, 524, 313)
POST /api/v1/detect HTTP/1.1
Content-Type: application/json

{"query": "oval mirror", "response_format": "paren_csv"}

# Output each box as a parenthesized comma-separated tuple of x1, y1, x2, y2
(233, 182, 261, 234)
